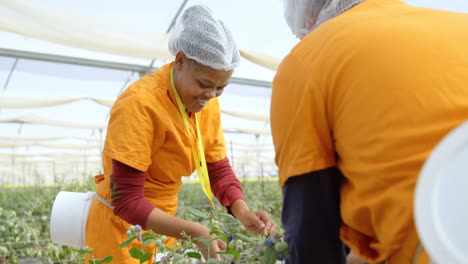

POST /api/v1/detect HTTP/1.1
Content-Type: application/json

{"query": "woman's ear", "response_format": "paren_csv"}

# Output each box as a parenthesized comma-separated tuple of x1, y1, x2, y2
(174, 52, 187, 71)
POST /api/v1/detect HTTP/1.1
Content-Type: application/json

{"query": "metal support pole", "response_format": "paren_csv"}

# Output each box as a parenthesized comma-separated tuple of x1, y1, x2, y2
(0, 47, 272, 88)
(166, 0, 189, 34)
(2, 58, 18, 93)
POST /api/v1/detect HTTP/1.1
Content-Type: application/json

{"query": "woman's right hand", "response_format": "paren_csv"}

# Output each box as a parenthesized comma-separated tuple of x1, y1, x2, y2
(207, 234, 227, 260)
(192, 225, 227, 260)
(145, 211, 227, 260)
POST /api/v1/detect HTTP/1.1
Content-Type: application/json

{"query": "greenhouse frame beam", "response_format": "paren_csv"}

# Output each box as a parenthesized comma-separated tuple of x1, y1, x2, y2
(2, 57, 18, 93)
(0, 48, 272, 88)
(166, 0, 189, 34)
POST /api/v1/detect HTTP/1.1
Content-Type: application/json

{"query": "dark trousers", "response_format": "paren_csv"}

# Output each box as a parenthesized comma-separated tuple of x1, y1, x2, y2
(282, 168, 347, 264)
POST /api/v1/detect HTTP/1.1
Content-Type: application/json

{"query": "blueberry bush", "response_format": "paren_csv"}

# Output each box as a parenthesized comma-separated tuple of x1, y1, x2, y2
(0, 178, 285, 263)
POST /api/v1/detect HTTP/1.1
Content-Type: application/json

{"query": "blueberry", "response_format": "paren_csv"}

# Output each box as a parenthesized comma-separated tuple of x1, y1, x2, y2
(270, 233, 280, 243)
(236, 244, 243, 252)
(253, 244, 263, 252)
(264, 238, 273, 248)
(134, 224, 142, 233)
(277, 252, 285, 260)
(160, 256, 167, 263)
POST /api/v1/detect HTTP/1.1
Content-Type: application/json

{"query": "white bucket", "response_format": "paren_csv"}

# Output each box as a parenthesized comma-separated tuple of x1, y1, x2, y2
(414, 121, 468, 264)
(50, 191, 95, 248)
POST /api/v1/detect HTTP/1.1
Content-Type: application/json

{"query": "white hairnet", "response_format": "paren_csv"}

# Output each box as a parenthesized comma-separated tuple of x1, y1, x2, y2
(283, 0, 362, 39)
(168, 5, 240, 71)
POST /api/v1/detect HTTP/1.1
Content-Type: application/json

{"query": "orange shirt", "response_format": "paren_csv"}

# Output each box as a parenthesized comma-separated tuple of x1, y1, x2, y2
(271, 0, 468, 263)
(100, 62, 226, 205)
(86, 63, 226, 263)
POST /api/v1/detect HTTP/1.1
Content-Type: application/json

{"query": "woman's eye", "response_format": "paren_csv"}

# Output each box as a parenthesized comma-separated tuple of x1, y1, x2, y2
(196, 81, 211, 89)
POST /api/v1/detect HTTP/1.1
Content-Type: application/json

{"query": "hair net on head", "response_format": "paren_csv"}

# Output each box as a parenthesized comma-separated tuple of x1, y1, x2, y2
(283, 0, 362, 39)
(168, 5, 240, 71)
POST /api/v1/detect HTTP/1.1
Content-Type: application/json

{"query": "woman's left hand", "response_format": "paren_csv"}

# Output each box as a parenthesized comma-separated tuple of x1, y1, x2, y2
(238, 210, 277, 236)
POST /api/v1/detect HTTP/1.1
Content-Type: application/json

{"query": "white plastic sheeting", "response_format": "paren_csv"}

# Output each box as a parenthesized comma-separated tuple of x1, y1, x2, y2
(0, 115, 106, 130)
(0, 0, 173, 60)
(0, 96, 115, 108)
(239, 50, 281, 71)
(0, 135, 100, 142)
(0, 95, 270, 121)
(0, 142, 99, 150)
(0, 0, 281, 70)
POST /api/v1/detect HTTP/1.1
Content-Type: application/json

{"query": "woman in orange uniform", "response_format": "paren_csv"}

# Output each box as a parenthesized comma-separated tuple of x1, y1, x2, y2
(86, 5, 276, 263)
(271, 0, 468, 263)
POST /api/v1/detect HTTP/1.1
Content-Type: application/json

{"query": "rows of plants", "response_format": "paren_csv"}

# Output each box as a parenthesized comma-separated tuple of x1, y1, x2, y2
(0, 178, 285, 263)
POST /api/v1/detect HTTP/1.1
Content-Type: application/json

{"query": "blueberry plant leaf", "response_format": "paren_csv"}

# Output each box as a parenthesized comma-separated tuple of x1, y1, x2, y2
(187, 208, 208, 219)
(128, 247, 144, 259)
(139, 252, 152, 263)
(186, 252, 202, 259)
(76, 249, 93, 255)
(95, 256, 113, 264)
(217, 248, 240, 260)
(217, 212, 237, 223)
(207, 259, 223, 264)
(263, 246, 277, 264)
(235, 233, 256, 243)
(143, 238, 155, 247)
(119, 237, 136, 248)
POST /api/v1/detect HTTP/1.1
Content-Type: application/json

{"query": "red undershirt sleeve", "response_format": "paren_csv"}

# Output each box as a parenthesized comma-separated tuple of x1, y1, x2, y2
(110, 159, 155, 229)
(207, 157, 244, 210)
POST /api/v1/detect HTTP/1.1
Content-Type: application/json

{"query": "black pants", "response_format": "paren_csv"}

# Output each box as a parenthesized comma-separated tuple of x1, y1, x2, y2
(282, 168, 347, 264)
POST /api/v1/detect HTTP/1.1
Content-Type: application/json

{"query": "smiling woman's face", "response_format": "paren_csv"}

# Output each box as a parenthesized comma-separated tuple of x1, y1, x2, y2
(173, 52, 233, 113)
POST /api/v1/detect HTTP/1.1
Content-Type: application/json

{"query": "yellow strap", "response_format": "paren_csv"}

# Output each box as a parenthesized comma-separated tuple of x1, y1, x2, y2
(170, 67, 214, 208)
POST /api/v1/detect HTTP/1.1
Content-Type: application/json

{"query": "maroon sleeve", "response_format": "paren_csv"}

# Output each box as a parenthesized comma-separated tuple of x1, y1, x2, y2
(207, 157, 244, 208)
(110, 159, 156, 229)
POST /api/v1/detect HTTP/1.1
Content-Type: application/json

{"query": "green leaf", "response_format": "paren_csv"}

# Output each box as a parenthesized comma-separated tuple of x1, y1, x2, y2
(217, 248, 240, 260)
(186, 252, 202, 259)
(210, 230, 225, 239)
(76, 249, 93, 255)
(235, 233, 255, 243)
(139, 252, 153, 263)
(263, 247, 277, 264)
(142, 232, 159, 240)
(207, 259, 223, 264)
(193, 237, 210, 246)
(187, 208, 208, 219)
(143, 238, 155, 247)
(119, 237, 136, 248)
(95, 256, 114, 264)
(217, 212, 236, 223)
(129, 247, 144, 259)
